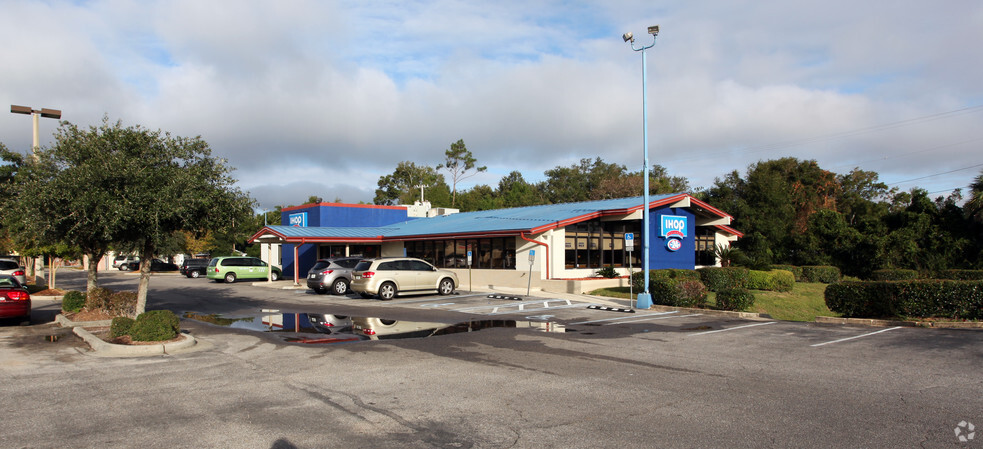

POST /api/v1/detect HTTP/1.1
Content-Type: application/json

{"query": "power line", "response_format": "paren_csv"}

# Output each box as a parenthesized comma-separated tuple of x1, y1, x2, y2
(886, 162, 983, 186)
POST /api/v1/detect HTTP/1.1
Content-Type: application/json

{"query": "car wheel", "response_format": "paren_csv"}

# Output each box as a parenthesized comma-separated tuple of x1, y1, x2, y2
(119, 265, 127, 271)
(331, 279, 349, 295)
(438, 278, 455, 295)
(190, 270, 201, 278)
(378, 282, 397, 300)
(270, 271, 280, 281)
(224, 272, 237, 283)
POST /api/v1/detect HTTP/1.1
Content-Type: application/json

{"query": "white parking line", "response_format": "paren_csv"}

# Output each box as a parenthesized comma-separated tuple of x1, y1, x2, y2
(456, 299, 572, 313)
(488, 303, 585, 315)
(569, 311, 678, 325)
(810, 326, 902, 347)
(687, 321, 777, 336)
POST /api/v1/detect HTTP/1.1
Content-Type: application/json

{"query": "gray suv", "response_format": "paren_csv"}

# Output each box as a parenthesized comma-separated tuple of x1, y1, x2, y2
(306, 257, 362, 295)
(350, 257, 458, 300)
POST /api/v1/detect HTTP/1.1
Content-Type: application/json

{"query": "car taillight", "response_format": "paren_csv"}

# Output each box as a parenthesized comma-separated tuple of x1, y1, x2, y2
(5, 291, 29, 301)
(320, 269, 334, 275)
(13, 270, 24, 276)
(214, 267, 219, 272)
(360, 271, 375, 279)
(362, 329, 376, 335)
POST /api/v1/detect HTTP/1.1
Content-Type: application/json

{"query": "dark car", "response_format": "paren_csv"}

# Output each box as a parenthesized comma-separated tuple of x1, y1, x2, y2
(180, 258, 211, 278)
(124, 259, 179, 272)
(306, 257, 361, 295)
(0, 274, 30, 325)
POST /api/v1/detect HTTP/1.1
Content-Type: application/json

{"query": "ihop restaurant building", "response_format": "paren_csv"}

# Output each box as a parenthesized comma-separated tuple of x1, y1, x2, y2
(249, 194, 742, 293)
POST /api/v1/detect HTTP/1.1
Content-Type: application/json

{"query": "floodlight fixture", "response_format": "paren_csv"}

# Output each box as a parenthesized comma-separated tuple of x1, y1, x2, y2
(622, 32, 633, 43)
(10, 104, 62, 152)
(10, 105, 32, 115)
(648, 25, 660, 36)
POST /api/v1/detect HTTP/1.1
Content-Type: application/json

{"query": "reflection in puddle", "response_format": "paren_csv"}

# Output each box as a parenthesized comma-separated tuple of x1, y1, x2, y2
(183, 311, 569, 344)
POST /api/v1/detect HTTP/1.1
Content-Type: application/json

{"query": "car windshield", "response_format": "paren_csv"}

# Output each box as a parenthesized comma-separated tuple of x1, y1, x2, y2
(354, 261, 372, 271)
(311, 261, 332, 271)
(207, 259, 218, 267)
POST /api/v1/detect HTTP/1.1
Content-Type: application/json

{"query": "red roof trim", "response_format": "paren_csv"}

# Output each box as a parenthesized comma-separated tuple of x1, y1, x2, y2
(715, 225, 744, 237)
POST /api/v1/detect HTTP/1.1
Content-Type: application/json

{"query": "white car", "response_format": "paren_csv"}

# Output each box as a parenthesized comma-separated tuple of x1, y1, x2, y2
(0, 259, 27, 285)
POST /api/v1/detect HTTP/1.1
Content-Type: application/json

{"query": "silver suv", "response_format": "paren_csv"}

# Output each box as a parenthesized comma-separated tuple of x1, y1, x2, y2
(306, 257, 361, 295)
(350, 257, 458, 300)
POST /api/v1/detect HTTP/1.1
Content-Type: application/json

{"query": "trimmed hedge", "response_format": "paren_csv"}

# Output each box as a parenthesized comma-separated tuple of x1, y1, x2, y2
(825, 280, 983, 319)
(128, 310, 181, 342)
(62, 290, 86, 313)
(110, 317, 135, 338)
(697, 267, 750, 291)
(770, 264, 803, 281)
(631, 269, 700, 292)
(716, 288, 755, 311)
(801, 266, 841, 283)
(746, 269, 795, 292)
(870, 269, 919, 281)
(650, 278, 708, 308)
(935, 270, 983, 280)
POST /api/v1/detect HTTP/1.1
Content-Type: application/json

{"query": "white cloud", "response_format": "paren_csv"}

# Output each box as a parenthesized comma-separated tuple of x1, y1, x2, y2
(2, 0, 981, 208)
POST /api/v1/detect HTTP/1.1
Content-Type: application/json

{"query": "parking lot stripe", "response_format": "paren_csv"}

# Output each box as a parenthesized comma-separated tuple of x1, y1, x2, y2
(569, 311, 678, 325)
(488, 303, 587, 315)
(456, 299, 572, 313)
(686, 321, 777, 336)
(809, 326, 902, 347)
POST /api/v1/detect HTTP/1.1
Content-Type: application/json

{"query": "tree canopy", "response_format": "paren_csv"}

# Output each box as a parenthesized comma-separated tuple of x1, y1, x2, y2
(5, 118, 251, 315)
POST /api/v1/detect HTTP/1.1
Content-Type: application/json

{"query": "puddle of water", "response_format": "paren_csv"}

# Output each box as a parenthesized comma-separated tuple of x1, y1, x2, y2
(184, 311, 571, 344)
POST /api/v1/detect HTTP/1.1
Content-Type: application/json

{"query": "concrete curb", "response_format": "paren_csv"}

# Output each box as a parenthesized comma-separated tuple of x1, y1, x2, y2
(816, 316, 983, 329)
(648, 304, 774, 321)
(72, 327, 197, 356)
(56, 314, 112, 328)
(57, 313, 198, 356)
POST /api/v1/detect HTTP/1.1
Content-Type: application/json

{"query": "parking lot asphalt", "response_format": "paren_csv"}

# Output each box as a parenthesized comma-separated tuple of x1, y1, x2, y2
(1, 269, 980, 448)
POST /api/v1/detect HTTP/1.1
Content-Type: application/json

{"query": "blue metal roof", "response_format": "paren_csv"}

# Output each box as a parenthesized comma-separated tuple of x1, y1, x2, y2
(252, 195, 692, 242)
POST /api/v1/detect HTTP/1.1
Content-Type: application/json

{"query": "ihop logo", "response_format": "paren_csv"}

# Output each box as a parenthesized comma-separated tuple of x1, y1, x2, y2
(661, 215, 687, 238)
(288, 212, 308, 227)
(661, 215, 687, 252)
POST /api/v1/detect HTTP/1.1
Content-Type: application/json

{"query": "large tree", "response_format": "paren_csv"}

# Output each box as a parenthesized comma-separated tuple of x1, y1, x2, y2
(374, 161, 449, 206)
(437, 139, 486, 208)
(12, 118, 251, 315)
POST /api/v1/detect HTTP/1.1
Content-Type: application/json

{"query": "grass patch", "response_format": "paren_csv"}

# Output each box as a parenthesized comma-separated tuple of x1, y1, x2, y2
(589, 282, 838, 322)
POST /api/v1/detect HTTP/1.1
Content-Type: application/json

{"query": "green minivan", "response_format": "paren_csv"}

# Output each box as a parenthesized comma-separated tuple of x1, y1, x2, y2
(206, 257, 281, 283)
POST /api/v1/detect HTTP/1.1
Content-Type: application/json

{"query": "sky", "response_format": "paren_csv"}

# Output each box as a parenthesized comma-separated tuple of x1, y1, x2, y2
(2, 0, 982, 210)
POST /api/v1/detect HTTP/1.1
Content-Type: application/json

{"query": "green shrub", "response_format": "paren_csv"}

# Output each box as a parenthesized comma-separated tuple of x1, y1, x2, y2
(650, 279, 708, 308)
(825, 280, 983, 319)
(870, 269, 918, 281)
(716, 288, 755, 311)
(631, 269, 699, 291)
(110, 317, 135, 338)
(697, 266, 749, 291)
(595, 266, 618, 278)
(801, 266, 841, 283)
(746, 270, 771, 290)
(62, 290, 86, 313)
(770, 264, 803, 281)
(128, 310, 180, 342)
(767, 269, 795, 292)
(935, 270, 983, 280)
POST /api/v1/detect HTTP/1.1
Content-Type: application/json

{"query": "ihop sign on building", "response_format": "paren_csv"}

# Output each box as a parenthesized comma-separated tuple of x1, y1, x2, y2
(288, 212, 308, 227)
(660, 215, 687, 251)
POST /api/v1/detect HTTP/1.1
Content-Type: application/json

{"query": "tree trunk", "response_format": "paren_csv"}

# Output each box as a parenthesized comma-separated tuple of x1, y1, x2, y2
(86, 252, 102, 292)
(135, 243, 154, 317)
(48, 256, 57, 290)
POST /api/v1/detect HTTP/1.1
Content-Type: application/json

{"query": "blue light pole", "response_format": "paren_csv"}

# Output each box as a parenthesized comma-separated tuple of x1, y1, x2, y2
(623, 25, 659, 309)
